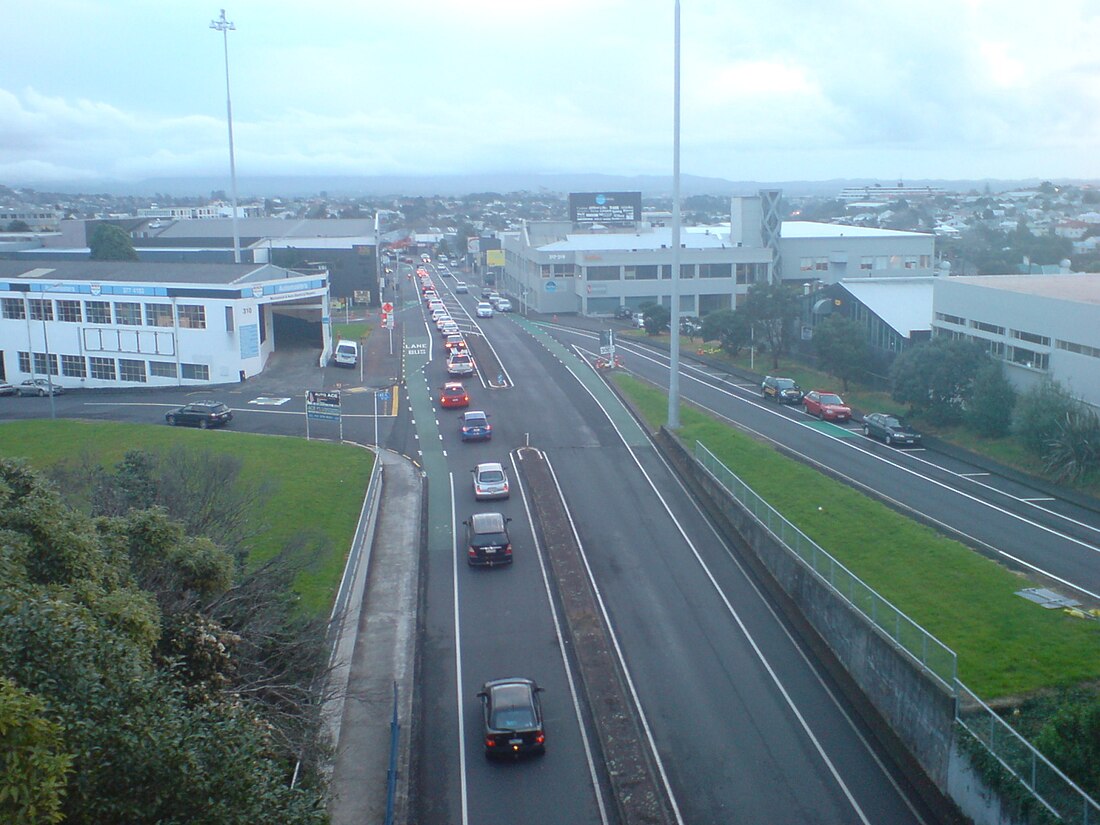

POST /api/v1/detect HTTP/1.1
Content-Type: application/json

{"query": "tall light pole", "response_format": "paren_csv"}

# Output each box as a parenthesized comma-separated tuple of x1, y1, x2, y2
(667, 0, 682, 429)
(211, 9, 242, 264)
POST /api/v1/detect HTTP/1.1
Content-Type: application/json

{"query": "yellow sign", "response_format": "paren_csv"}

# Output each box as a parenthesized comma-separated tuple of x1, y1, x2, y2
(486, 249, 505, 267)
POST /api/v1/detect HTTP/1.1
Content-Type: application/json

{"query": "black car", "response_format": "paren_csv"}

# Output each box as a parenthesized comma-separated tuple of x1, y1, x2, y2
(481, 286, 494, 299)
(165, 401, 233, 429)
(862, 413, 922, 447)
(761, 375, 803, 404)
(614, 306, 633, 319)
(477, 677, 545, 757)
(463, 512, 512, 566)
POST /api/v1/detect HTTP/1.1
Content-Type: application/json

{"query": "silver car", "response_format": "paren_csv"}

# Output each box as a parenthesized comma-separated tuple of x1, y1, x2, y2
(473, 462, 510, 500)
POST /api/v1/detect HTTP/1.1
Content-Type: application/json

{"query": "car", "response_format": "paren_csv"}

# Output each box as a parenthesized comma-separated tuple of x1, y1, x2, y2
(488, 292, 501, 305)
(761, 375, 804, 404)
(476, 302, 493, 318)
(463, 512, 513, 567)
(455, 281, 469, 294)
(0, 382, 15, 396)
(165, 400, 233, 428)
(862, 413, 922, 447)
(477, 677, 545, 756)
(447, 352, 475, 376)
(440, 321, 460, 336)
(614, 306, 634, 319)
(495, 299, 512, 313)
(440, 381, 469, 409)
(439, 268, 452, 278)
(802, 390, 852, 422)
(444, 333, 467, 352)
(332, 339, 359, 367)
(473, 462, 510, 500)
(17, 378, 64, 397)
(460, 410, 492, 441)
(481, 287, 494, 299)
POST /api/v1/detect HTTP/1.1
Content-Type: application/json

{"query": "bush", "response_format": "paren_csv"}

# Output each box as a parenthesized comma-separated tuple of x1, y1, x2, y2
(1013, 379, 1082, 455)
(966, 362, 1016, 437)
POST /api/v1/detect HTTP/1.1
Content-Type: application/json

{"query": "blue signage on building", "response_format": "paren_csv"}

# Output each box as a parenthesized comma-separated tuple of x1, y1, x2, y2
(545, 280, 558, 293)
(239, 323, 260, 359)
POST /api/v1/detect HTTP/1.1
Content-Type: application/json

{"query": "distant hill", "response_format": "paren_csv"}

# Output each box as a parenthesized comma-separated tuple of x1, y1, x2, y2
(10, 173, 1090, 200)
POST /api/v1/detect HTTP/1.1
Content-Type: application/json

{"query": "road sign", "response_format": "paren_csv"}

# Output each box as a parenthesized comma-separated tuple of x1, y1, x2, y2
(378, 390, 391, 401)
(382, 301, 394, 313)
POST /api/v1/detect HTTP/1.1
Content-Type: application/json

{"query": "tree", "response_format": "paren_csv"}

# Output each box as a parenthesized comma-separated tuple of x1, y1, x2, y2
(5, 219, 31, 232)
(812, 316, 869, 392)
(888, 337, 989, 424)
(965, 362, 1016, 437)
(1034, 695, 1100, 799)
(0, 677, 71, 824)
(1012, 378, 1082, 455)
(88, 223, 138, 261)
(701, 309, 750, 356)
(641, 303, 670, 335)
(742, 282, 800, 369)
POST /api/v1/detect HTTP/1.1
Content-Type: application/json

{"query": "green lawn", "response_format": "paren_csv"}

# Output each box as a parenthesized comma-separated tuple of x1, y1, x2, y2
(613, 373, 1100, 699)
(0, 420, 374, 617)
(333, 322, 372, 341)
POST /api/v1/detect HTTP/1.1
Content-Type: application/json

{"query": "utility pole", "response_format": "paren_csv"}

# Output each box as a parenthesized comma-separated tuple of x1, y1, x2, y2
(667, 0, 682, 429)
(211, 9, 242, 264)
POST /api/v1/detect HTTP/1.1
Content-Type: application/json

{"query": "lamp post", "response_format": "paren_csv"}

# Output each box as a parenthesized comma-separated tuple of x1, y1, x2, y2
(211, 9, 242, 264)
(667, 0, 682, 429)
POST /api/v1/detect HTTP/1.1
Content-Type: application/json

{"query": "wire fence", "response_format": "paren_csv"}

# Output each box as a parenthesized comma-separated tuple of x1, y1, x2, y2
(693, 440, 1100, 824)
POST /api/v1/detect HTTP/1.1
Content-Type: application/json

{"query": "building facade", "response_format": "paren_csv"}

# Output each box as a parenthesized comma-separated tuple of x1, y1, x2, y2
(0, 260, 331, 389)
(780, 222, 936, 284)
(931, 273, 1100, 408)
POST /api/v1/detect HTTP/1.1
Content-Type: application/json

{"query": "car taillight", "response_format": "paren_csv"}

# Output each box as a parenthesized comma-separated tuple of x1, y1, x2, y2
(485, 424, 492, 432)
(461, 395, 468, 402)
(504, 544, 512, 555)
(468, 547, 477, 557)
(535, 733, 545, 744)
(462, 426, 469, 433)
(485, 736, 497, 748)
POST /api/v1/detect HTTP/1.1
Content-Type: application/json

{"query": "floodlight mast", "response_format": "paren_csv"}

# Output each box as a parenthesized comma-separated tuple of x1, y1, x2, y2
(211, 9, 242, 264)
(667, 0, 682, 429)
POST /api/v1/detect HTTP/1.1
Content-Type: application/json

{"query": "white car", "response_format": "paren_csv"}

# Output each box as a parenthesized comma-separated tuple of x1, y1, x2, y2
(447, 352, 475, 376)
(476, 301, 493, 318)
(455, 281, 469, 294)
(495, 298, 512, 313)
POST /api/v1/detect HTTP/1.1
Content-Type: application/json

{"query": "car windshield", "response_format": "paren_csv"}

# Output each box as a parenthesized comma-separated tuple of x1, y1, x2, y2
(883, 417, 901, 428)
(776, 379, 796, 389)
(820, 394, 843, 405)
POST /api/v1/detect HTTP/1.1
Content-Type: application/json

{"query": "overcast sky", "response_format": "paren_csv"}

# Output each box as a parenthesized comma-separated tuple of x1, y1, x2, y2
(3, 0, 1100, 188)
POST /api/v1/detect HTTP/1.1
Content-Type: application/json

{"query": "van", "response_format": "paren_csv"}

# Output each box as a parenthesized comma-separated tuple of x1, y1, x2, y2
(333, 339, 359, 367)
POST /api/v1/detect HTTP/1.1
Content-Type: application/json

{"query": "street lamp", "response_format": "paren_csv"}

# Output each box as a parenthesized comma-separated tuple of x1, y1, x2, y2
(211, 9, 242, 264)
(667, 0, 683, 429)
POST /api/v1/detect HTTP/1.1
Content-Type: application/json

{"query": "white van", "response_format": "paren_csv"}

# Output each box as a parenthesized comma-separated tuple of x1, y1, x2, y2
(333, 339, 359, 367)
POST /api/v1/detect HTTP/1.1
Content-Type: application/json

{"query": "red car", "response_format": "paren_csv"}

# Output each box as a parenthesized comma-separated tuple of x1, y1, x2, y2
(440, 381, 469, 409)
(802, 390, 852, 422)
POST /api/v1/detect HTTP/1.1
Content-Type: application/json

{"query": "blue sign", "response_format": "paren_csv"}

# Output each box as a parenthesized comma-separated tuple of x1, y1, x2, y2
(545, 280, 558, 293)
(239, 323, 259, 359)
(378, 391, 391, 401)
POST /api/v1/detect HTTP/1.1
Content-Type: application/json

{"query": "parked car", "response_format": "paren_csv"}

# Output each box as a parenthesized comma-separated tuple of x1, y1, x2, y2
(477, 677, 545, 756)
(455, 281, 469, 294)
(165, 400, 233, 429)
(440, 382, 469, 409)
(447, 352, 475, 376)
(802, 390, 852, 422)
(761, 375, 803, 404)
(476, 302, 493, 318)
(460, 410, 492, 441)
(862, 413, 922, 447)
(17, 378, 64, 397)
(463, 512, 513, 567)
(0, 382, 15, 396)
(332, 339, 359, 367)
(614, 306, 634, 319)
(473, 462, 510, 500)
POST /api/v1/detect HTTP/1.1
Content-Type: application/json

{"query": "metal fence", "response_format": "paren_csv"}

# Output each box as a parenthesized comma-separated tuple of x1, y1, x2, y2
(694, 440, 957, 688)
(693, 440, 1100, 825)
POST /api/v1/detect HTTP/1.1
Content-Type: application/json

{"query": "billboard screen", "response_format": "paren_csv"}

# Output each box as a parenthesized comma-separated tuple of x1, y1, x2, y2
(569, 191, 642, 226)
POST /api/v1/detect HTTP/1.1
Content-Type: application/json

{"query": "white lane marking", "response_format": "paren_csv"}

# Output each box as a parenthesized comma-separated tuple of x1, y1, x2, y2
(543, 454, 687, 825)
(450, 473, 469, 825)
(959, 472, 991, 477)
(562, 381, 873, 825)
(610, 339, 1100, 569)
(1022, 497, 1056, 502)
(511, 451, 610, 825)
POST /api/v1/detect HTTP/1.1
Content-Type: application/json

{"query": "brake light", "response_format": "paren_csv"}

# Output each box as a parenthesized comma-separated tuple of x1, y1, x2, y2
(485, 736, 497, 748)
(535, 733, 545, 744)
(468, 547, 477, 557)
(504, 544, 512, 555)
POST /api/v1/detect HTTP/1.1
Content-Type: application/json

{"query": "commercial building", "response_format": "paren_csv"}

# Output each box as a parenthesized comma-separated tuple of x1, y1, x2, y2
(0, 259, 331, 389)
(781, 222, 936, 285)
(931, 273, 1100, 407)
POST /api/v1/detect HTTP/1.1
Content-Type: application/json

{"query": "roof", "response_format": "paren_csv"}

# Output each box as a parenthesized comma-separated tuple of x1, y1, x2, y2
(540, 227, 730, 252)
(947, 273, 1100, 305)
(838, 277, 934, 337)
(0, 259, 292, 285)
(150, 217, 376, 240)
(782, 221, 932, 239)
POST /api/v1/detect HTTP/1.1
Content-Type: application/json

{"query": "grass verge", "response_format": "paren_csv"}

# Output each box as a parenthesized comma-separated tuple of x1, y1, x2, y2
(612, 372, 1100, 699)
(334, 322, 372, 341)
(0, 420, 374, 618)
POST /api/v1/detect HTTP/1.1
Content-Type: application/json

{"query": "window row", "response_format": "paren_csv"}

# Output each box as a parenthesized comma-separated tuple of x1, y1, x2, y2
(578, 263, 766, 282)
(934, 330, 1050, 371)
(857, 255, 931, 270)
(1056, 339, 1100, 359)
(16, 351, 210, 382)
(1, 297, 205, 329)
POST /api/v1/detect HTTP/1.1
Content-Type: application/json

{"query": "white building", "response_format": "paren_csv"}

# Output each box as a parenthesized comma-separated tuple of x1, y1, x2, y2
(0, 260, 332, 389)
(781, 222, 936, 284)
(931, 273, 1100, 408)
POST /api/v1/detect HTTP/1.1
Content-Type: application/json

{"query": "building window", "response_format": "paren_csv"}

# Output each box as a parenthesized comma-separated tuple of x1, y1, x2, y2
(145, 303, 174, 327)
(61, 355, 87, 378)
(699, 263, 732, 278)
(57, 300, 82, 322)
(89, 357, 116, 380)
(2, 297, 26, 319)
(904, 256, 918, 269)
(1009, 346, 1049, 370)
(736, 263, 764, 284)
(935, 312, 966, 325)
(1056, 339, 1100, 358)
(86, 301, 111, 324)
(889, 255, 903, 268)
(118, 359, 147, 383)
(814, 257, 828, 271)
(18, 351, 31, 372)
(970, 320, 1005, 335)
(920, 255, 931, 268)
(150, 360, 178, 378)
(1011, 329, 1051, 347)
(33, 352, 59, 375)
(177, 304, 206, 329)
(115, 302, 142, 325)
(586, 265, 620, 281)
(800, 257, 814, 272)
(860, 257, 874, 270)
(28, 299, 53, 321)
(181, 362, 210, 381)
(634, 264, 659, 280)
(552, 264, 575, 277)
